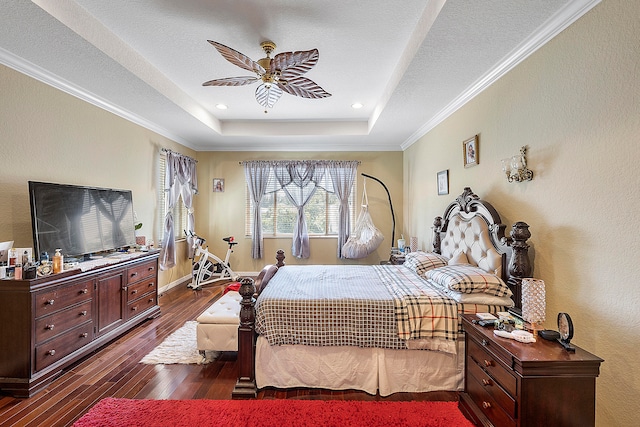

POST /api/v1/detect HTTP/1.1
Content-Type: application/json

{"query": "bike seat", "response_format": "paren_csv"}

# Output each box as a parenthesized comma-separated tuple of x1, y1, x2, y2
(223, 236, 238, 246)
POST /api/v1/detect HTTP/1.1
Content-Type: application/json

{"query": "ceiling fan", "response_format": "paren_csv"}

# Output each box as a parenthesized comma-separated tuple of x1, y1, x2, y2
(203, 40, 331, 112)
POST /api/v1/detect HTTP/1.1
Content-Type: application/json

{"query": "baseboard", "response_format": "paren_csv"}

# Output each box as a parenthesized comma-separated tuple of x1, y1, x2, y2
(157, 272, 259, 295)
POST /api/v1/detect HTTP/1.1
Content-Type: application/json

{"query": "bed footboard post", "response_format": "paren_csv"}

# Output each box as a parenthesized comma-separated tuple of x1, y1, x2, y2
(507, 221, 532, 311)
(432, 216, 443, 254)
(275, 249, 285, 267)
(232, 277, 257, 399)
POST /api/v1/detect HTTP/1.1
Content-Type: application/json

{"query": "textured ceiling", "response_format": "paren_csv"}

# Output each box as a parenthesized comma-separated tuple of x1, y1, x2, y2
(0, 0, 599, 151)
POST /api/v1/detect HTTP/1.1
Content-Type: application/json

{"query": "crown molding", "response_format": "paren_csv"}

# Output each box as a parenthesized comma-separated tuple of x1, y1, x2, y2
(401, 0, 601, 151)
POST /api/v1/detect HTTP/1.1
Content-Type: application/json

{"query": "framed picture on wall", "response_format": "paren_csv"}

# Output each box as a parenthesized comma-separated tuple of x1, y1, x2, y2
(463, 135, 479, 168)
(213, 178, 225, 192)
(437, 170, 449, 195)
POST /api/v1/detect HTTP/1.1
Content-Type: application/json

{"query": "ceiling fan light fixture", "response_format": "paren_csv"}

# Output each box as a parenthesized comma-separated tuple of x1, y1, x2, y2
(203, 40, 331, 110)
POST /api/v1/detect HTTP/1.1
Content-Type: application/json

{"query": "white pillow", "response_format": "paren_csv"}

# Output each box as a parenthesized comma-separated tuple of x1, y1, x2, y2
(448, 251, 470, 265)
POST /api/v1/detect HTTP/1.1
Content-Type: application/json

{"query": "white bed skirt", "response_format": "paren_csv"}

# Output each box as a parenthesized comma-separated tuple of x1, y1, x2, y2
(255, 336, 464, 396)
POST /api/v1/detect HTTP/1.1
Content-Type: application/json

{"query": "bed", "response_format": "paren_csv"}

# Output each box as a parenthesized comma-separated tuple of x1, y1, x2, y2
(232, 187, 532, 398)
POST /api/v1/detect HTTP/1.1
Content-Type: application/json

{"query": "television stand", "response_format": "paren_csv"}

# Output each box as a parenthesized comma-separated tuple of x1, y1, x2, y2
(0, 250, 160, 397)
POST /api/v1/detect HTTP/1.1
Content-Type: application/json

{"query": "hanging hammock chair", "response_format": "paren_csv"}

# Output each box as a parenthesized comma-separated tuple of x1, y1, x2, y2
(342, 178, 384, 259)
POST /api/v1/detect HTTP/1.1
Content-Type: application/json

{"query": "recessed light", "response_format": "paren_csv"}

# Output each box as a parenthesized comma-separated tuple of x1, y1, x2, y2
(351, 103, 363, 109)
(216, 104, 228, 110)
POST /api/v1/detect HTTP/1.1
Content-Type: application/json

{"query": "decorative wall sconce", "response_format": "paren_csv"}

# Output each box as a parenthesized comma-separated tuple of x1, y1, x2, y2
(502, 146, 533, 182)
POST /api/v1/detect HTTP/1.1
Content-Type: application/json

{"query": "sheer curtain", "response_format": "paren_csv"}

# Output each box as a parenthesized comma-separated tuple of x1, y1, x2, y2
(273, 162, 326, 259)
(243, 160, 358, 259)
(327, 161, 359, 258)
(159, 151, 198, 270)
(244, 161, 273, 259)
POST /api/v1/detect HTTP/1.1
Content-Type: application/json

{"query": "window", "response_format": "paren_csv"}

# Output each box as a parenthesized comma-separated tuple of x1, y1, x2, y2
(158, 154, 188, 241)
(246, 185, 355, 237)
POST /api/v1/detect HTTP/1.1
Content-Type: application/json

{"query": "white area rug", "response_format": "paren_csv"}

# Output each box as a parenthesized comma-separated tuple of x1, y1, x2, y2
(140, 321, 220, 365)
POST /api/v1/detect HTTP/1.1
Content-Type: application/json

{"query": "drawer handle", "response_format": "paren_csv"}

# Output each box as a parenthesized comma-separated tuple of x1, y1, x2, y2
(482, 339, 488, 346)
(80, 333, 89, 338)
(46, 299, 55, 306)
(148, 282, 154, 287)
(131, 289, 138, 294)
(131, 306, 138, 311)
(80, 311, 87, 316)
(148, 298, 154, 303)
(46, 349, 56, 356)
(80, 288, 88, 294)
(484, 360, 493, 368)
(482, 378, 492, 386)
(130, 272, 138, 278)
(482, 401, 492, 409)
(148, 267, 155, 272)
(45, 324, 55, 330)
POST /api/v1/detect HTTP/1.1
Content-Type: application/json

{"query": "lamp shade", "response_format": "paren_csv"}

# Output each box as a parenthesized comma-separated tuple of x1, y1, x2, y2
(521, 278, 546, 325)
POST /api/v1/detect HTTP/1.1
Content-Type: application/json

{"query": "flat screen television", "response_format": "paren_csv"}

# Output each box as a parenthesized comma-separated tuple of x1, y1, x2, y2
(29, 181, 137, 261)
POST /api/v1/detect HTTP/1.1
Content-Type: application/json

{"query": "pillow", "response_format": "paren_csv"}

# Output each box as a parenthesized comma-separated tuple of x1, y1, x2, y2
(431, 281, 514, 306)
(403, 251, 448, 277)
(448, 251, 470, 265)
(425, 264, 512, 297)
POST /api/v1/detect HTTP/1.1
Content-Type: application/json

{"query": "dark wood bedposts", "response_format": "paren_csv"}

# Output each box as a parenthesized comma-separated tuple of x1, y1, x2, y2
(233, 251, 286, 398)
(232, 277, 257, 399)
(505, 221, 532, 312)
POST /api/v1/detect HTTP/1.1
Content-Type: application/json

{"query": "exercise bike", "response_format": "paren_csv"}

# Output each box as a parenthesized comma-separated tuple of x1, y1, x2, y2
(186, 231, 239, 290)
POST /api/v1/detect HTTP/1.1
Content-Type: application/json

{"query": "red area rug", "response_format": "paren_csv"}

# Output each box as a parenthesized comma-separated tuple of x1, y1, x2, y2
(74, 398, 474, 427)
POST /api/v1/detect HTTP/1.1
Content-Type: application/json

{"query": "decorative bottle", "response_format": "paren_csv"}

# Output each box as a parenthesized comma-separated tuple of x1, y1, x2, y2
(53, 249, 63, 274)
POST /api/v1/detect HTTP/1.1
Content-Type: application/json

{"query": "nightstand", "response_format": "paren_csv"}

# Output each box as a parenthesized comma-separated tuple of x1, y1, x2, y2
(460, 314, 603, 427)
(389, 253, 405, 265)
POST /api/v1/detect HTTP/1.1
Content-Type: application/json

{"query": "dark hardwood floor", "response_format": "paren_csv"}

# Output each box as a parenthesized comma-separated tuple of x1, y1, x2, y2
(0, 281, 457, 426)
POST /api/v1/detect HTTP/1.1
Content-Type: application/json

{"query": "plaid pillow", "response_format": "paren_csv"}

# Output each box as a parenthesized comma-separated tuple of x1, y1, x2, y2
(425, 264, 512, 297)
(403, 251, 448, 277)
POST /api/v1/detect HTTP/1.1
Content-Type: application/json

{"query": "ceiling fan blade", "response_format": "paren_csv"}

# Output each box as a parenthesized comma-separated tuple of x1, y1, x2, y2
(272, 49, 319, 78)
(202, 76, 259, 87)
(278, 76, 331, 99)
(255, 83, 283, 109)
(207, 40, 265, 75)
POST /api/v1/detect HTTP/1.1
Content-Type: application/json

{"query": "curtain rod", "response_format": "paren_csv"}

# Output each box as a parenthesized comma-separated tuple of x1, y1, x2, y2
(161, 148, 197, 162)
(239, 160, 361, 165)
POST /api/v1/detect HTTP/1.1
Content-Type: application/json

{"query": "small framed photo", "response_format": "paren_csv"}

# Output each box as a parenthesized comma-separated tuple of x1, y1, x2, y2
(213, 178, 225, 193)
(463, 135, 479, 168)
(437, 170, 449, 195)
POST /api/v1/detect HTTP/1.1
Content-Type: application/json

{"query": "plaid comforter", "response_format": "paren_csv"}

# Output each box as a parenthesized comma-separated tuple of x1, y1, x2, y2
(254, 265, 503, 353)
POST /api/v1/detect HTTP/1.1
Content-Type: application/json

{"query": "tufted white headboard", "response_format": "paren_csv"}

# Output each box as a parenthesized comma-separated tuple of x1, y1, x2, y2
(440, 213, 503, 277)
(433, 187, 532, 310)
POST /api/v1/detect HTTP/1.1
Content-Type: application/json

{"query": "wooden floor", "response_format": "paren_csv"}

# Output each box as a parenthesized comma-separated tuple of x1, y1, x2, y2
(0, 281, 457, 426)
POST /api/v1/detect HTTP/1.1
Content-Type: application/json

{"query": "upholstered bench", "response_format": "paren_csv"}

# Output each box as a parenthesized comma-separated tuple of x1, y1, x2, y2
(196, 291, 241, 353)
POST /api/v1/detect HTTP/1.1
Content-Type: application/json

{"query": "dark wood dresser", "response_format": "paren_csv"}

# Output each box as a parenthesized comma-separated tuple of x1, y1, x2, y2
(460, 314, 603, 427)
(0, 251, 160, 397)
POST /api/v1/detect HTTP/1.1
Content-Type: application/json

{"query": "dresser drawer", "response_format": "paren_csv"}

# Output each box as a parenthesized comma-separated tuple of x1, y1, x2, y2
(35, 322, 93, 372)
(126, 277, 157, 303)
(35, 300, 92, 345)
(35, 278, 93, 318)
(467, 368, 516, 427)
(467, 354, 516, 416)
(467, 336, 517, 397)
(126, 293, 157, 320)
(126, 259, 157, 284)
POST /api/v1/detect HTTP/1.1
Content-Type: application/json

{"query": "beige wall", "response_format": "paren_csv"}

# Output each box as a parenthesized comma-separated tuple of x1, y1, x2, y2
(195, 151, 403, 272)
(0, 64, 195, 288)
(404, 1, 639, 425)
